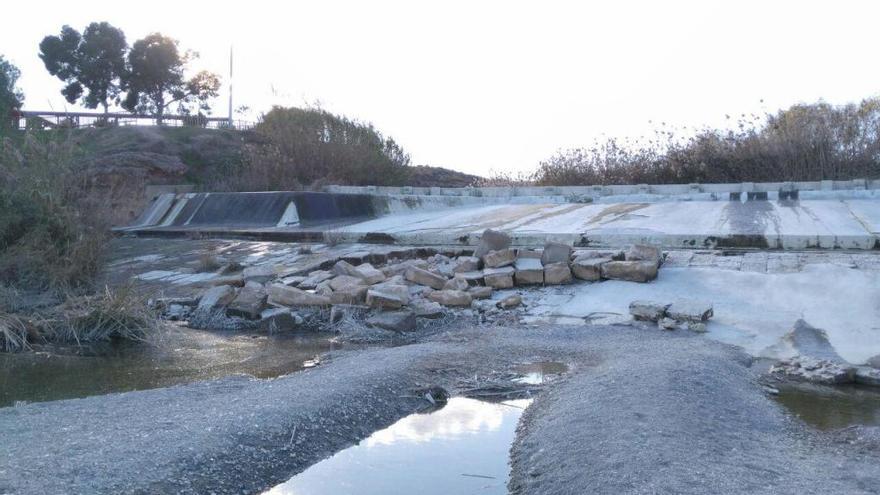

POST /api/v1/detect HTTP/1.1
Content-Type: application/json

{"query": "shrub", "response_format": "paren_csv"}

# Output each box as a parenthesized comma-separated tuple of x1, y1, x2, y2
(532, 98, 880, 186)
(227, 106, 411, 190)
(0, 131, 106, 289)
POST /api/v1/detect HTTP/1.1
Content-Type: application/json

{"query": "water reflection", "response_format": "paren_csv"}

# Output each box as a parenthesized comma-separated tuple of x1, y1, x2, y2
(266, 397, 531, 495)
(513, 361, 569, 385)
(774, 384, 880, 430)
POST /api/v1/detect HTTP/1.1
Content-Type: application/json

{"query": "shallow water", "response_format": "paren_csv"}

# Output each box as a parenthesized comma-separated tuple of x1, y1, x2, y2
(266, 397, 532, 495)
(774, 384, 880, 430)
(0, 327, 338, 407)
(513, 361, 569, 385)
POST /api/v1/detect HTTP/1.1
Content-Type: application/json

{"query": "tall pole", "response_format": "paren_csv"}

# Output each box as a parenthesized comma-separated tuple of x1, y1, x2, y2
(228, 45, 234, 127)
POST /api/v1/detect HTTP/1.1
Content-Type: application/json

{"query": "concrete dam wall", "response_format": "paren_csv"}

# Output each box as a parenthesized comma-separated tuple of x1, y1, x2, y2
(122, 182, 880, 250)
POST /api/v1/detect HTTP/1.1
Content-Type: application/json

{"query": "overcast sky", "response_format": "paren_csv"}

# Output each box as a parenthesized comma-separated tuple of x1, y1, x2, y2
(3, 0, 879, 176)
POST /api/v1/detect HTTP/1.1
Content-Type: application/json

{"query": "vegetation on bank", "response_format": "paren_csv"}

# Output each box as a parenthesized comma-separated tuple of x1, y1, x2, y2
(525, 98, 880, 186)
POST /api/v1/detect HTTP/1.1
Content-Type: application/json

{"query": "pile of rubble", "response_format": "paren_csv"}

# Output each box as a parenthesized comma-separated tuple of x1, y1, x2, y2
(628, 299, 714, 332)
(161, 229, 666, 334)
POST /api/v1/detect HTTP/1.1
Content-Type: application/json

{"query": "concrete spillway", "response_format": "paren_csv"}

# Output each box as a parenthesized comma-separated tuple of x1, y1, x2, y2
(121, 181, 880, 250)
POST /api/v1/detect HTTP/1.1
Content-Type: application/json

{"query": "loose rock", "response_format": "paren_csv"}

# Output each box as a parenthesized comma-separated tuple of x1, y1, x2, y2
(473, 229, 512, 258)
(666, 300, 714, 323)
(367, 310, 417, 332)
(366, 284, 410, 309)
(482, 248, 516, 268)
(498, 294, 522, 309)
(468, 286, 493, 299)
(453, 256, 481, 273)
(198, 285, 237, 310)
(443, 275, 470, 291)
(626, 244, 662, 265)
(571, 256, 610, 281)
(770, 356, 856, 385)
(350, 263, 386, 285)
(658, 317, 679, 330)
(226, 284, 267, 319)
(258, 308, 303, 333)
(267, 284, 331, 307)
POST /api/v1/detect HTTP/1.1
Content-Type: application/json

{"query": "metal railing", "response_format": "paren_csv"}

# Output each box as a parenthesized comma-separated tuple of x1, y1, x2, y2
(12, 110, 255, 131)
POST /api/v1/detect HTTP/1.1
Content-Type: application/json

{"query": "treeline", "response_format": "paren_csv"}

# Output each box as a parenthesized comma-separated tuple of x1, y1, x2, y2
(530, 98, 880, 186)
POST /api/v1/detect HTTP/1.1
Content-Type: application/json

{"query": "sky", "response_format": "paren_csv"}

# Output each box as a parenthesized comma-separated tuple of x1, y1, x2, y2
(3, 0, 879, 176)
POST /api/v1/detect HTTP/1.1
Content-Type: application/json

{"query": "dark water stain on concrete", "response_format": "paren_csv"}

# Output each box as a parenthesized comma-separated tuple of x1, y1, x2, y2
(773, 384, 880, 430)
(0, 329, 339, 407)
(265, 397, 531, 495)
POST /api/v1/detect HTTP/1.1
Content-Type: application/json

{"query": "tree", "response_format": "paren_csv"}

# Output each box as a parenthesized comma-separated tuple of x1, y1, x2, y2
(121, 33, 221, 123)
(0, 55, 24, 131)
(39, 22, 127, 115)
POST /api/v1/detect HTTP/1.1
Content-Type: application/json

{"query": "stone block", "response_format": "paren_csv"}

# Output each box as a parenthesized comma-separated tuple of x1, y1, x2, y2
(514, 258, 544, 285)
(628, 300, 670, 321)
(328, 275, 366, 292)
(626, 244, 661, 265)
(666, 300, 713, 322)
(443, 275, 470, 291)
(601, 260, 658, 282)
(351, 263, 386, 285)
(473, 229, 511, 258)
(483, 266, 515, 289)
(367, 310, 417, 332)
(543, 262, 573, 284)
(482, 248, 516, 268)
(267, 284, 331, 306)
(366, 283, 410, 309)
(498, 294, 522, 309)
(541, 242, 572, 265)
(428, 290, 473, 307)
(298, 270, 334, 290)
(571, 256, 610, 281)
(405, 266, 448, 290)
(453, 256, 481, 273)
(227, 284, 267, 319)
(330, 286, 368, 305)
(468, 286, 493, 300)
(198, 285, 236, 310)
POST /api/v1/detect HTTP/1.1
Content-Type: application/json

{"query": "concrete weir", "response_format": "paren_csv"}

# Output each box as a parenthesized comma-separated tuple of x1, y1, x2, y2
(120, 180, 880, 250)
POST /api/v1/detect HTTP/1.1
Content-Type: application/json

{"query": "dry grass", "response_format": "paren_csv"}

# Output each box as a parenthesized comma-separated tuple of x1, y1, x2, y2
(0, 313, 30, 352)
(196, 252, 222, 272)
(47, 285, 161, 344)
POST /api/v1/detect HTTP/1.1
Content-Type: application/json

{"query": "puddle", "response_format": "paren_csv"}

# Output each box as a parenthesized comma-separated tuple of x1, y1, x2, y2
(513, 361, 568, 385)
(0, 328, 338, 407)
(265, 397, 531, 495)
(773, 384, 880, 430)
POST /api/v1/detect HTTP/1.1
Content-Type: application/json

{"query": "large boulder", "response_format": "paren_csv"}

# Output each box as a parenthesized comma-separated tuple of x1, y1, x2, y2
(571, 256, 610, 281)
(226, 283, 267, 319)
(601, 260, 658, 282)
(483, 248, 516, 268)
(543, 262, 573, 285)
(541, 242, 572, 265)
(473, 229, 511, 258)
(405, 266, 448, 290)
(483, 266, 515, 289)
(198, 285, 236, 310)
(267, 284, 331, 306)
(428, 290, 473, 307)
(629, 300, 671, 322)
(367, 310, 417, 332)
(514, 258, 544, 285)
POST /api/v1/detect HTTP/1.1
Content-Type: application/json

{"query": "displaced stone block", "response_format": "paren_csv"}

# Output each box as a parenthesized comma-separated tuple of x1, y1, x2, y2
(299, 270, 335, 290)
(351, 263, 386, 285)
(428, 290, 473, 307)
(315, 281, 333, 296)
(227, 284, 267, 320)
(666, 300, 713, 322)
(514, 258, 544, 285)
(268, 284, 331, 306)
(405, 266, 448, 290)
(328, 275, 366, 292)
(198, 285, 237, 310)
(474, 229, 512, 258)
(443, 275, 470, 291)
(483, 266, 515, 289)
(242, 264, 281, 284)
(541, 242, 572, 265)
(571, 256, 610, 281)
(366, 284, 410, 309)
(497, 294, 522, 309)
(453, 256, 481, 274)
(279, 275, 306, 287)
(411, 300, 445, 319)
(367, 310, 417, 332)
(543, 262, 573, 285)
(330, 286, 368, 305)
(601, 260, 658, 283)
(457, 271, 485, 285)
(629, 300, 671, 321)
(483, 248, 516, 268)
(332, 260, 358, 277)
(258, 308, 303, 333)
(626, 244, 661, 265)
(468, 286, 493, 300)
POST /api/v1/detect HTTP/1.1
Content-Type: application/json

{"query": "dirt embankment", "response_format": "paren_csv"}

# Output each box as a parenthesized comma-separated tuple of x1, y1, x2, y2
(3, 324, 879, 494)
